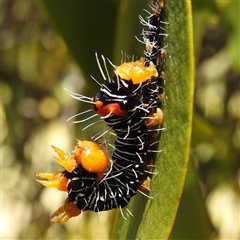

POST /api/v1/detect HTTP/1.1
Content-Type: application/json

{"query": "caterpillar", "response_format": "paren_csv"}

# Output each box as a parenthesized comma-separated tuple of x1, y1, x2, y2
(36, 0, 166, 224)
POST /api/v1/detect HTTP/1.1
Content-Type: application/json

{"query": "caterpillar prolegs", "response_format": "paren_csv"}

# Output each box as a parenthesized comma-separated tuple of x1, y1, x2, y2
(36, 0, 166, 224)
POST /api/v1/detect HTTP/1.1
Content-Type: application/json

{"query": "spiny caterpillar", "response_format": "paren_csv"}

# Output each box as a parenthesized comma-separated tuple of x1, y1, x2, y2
(36, 0, 167, 224)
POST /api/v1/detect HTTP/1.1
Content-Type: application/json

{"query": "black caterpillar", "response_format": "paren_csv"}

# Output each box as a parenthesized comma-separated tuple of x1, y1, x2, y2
(36, 0, 166, 224)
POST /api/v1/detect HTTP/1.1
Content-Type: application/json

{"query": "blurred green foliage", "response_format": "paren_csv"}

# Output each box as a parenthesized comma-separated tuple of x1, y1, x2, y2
(1, 0, 239, 239)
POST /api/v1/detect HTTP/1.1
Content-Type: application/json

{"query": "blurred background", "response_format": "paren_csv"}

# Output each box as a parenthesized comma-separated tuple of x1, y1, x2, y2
(1, 0, 239, 239)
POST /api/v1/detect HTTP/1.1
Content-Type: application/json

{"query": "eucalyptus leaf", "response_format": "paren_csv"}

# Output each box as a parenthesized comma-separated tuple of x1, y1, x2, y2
(40, 0, 194, 239)
(113, 1, 194, 239)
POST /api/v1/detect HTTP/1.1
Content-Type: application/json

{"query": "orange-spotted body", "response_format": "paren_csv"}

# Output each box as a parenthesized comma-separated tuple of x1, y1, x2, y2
(36, 140, 110, 223)
(36, 0, 166, 224)
(92, 58, 159, 118)
(37, 140, 109, 180)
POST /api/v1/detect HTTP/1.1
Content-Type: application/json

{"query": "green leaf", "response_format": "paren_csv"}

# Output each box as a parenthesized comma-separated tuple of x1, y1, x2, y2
(113, 1, 194, 239)
(40, 0, 194, 239)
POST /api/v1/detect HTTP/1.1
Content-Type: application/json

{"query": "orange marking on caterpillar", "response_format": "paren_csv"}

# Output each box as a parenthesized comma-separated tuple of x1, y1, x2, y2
(115, 58, 158, 84)
(94, 100, 127, 117)
(74, 139, 109, 179)
(51, 146, 77, 173)
(36, 171, 68, 191)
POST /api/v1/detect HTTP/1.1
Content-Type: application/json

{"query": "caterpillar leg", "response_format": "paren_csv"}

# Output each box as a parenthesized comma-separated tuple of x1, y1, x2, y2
(145, 108, 164, 128)
(139, 177, 152, 191)
(50, 198, 81, 224)
(36, 171, 68, 191)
